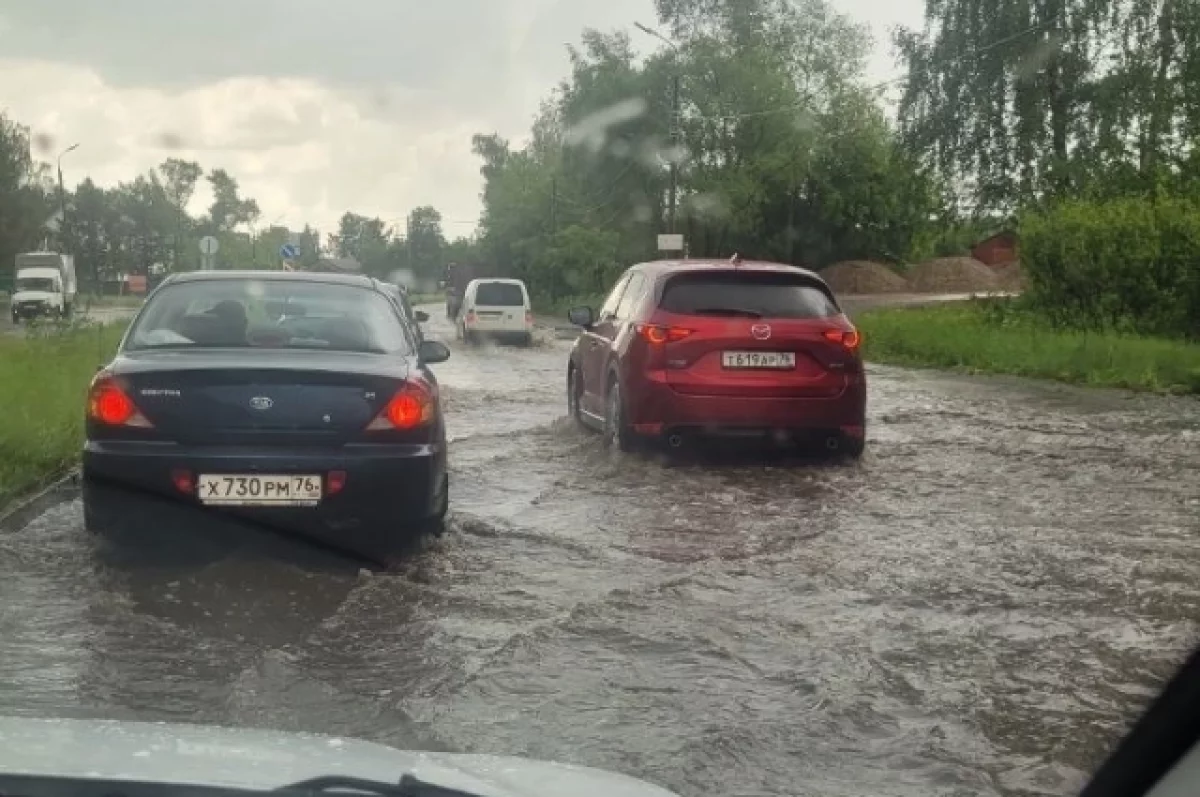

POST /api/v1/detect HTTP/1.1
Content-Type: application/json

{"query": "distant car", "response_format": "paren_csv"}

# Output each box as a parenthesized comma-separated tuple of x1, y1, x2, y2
(456, 278, 533, 346)
(378, 281, 428, 342)
(566, 258, 866, 456)
(81, 270, 451, 562)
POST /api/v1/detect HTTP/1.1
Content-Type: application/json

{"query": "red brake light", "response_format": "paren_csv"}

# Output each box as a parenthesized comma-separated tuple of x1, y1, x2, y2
(636, 324, 692, 344)
(823, 327, 861, 352)
(366, 380, 437, 431)
(87, 375, 152, 427)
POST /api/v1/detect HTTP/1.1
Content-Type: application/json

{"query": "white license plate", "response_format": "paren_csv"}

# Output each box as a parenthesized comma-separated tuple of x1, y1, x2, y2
(721, 351, 796, 369)
(197, 474, 322, 506)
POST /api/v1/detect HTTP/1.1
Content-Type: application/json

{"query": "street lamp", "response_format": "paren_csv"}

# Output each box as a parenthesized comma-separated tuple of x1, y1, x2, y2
(634, 22, 681, 237)
(56, 143, 80, 244)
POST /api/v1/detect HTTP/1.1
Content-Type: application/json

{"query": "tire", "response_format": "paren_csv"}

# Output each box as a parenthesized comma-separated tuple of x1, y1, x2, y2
(604, 376, 637, 452)
(82, 478, 119, 534)
(567, 365, 588, 430)
(420, 474, 449, 537)
(841, 436, 865, 460)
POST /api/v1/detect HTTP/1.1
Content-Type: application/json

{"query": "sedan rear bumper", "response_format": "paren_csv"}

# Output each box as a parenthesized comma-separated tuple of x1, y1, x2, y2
(82, 439, 446, 556)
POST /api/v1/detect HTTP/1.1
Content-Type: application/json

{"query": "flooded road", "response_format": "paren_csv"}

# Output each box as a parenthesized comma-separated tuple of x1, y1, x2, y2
(2, 304, 1198, 797)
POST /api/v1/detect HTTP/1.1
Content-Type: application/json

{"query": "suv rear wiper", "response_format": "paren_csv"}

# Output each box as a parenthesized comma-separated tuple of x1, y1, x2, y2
(277, 774, 483, 797)
(689, 307, 763, 318)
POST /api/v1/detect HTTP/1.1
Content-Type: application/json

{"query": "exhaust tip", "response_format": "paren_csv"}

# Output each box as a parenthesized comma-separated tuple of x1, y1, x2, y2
(825, 436, 840, 450)
(667, 434, 684, 448)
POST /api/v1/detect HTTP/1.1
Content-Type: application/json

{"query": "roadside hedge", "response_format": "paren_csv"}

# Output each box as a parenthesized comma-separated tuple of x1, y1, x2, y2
(1019, 197, 1200, 339)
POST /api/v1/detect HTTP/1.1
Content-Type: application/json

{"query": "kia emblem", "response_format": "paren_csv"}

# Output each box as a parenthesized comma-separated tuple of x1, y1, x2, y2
(249, 396, 274, 410)
(751, 324, 771, 340)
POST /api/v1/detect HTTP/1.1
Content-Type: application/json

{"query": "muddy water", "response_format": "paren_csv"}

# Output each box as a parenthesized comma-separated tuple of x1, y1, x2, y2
(1, 305, 1197, 797)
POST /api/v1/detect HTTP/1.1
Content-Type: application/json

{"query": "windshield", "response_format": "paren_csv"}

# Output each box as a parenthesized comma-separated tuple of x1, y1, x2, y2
(474, 282, 524, 306)
(15, 278, 56, 292)
(3, 5, 1195, 797)
(660, 272, 839, 319)
(126, 280, 410, 354)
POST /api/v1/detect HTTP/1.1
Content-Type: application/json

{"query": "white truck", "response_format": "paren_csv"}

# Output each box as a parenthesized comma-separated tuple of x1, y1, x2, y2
(10, 251, 77, 323)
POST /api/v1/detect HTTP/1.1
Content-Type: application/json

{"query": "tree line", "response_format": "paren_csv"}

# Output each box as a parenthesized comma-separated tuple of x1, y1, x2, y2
(0, 116, 459, 292)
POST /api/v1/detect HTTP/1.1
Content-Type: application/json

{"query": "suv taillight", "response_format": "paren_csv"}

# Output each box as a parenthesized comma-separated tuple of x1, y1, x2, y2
(87, 374, 153, 427)
(635, 324, 692, 344)
(365, 379, 437, 431)
(823, 327, 861, 352)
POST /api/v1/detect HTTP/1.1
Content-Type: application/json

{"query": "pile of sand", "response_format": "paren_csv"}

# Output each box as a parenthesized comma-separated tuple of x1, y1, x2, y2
(819, 261, 909, 294)
(992, 260, 1023, 291)
(907, 257, 1000, 293)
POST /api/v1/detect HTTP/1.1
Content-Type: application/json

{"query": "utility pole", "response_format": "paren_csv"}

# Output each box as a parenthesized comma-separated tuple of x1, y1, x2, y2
(635, 22, 682, 240)
(551, 175, 558, 233)
(668, 71, 680, 235)
(407, 211, 415, 273)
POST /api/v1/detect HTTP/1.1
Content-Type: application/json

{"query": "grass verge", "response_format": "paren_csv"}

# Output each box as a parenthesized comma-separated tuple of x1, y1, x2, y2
(0, 323, 124, 507)
(857, 302, 1200, 395)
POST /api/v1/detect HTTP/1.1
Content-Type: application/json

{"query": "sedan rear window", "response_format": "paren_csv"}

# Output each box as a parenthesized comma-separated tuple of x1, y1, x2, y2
(659, 271, 839, 319)
(126, 280, 410, 354)
(475, 282, 525, 306)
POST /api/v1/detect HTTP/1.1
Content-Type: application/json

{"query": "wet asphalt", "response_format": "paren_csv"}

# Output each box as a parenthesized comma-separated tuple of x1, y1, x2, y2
(1, 304, 1197, 797)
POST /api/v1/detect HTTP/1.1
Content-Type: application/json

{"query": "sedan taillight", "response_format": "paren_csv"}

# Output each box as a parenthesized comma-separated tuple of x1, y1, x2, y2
(87, 374, 153, 428)
(365, 379, 437, 431)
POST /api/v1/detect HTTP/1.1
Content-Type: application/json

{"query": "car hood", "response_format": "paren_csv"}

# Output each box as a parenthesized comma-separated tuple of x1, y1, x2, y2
(0, 717, 679, 797)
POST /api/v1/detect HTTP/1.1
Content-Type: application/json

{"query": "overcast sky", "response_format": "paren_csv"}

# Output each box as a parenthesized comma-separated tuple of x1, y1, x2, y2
(0, 0, 922, 239)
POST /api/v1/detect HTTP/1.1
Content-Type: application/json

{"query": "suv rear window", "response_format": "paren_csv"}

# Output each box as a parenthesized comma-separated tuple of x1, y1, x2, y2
(475, 282, 525, 306)
(659, 271, 839, 319)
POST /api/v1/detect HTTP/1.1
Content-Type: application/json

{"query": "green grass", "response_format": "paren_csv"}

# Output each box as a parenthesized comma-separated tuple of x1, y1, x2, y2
(0, 324, 124, 507)
(857, 302, 1200, 394)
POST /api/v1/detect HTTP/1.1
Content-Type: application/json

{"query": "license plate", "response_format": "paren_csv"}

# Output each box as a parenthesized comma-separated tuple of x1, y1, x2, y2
(721, 351, 796, 369)
(197, 474, 322, 506)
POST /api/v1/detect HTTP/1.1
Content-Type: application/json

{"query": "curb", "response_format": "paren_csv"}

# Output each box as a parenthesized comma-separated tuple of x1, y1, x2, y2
(0, 468, 80, 532)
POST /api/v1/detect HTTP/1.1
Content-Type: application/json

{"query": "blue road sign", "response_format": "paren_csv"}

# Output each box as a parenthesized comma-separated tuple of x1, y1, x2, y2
(280, 243, 300, 260)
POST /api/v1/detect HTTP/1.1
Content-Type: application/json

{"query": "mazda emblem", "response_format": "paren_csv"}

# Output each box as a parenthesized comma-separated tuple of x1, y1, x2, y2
(751, 324, 771, 340)
(249, 396, 273, 410)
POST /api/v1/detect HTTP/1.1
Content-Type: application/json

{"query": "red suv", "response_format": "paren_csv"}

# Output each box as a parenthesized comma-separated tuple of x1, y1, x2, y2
(566, 258, 866, 456)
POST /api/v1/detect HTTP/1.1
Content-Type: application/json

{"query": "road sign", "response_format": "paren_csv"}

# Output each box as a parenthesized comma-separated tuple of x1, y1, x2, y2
(280, 243, 300, 260)
(199, 235, 219, 255)
(657, 233, 684, 251)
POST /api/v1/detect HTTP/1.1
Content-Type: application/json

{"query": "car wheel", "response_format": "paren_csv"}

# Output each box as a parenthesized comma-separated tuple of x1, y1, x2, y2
(567, 366, 588, 430)
(841, 436, 865, 460)
(420, 474, 449, 537)
(81, 478, 118, 534)
(604, 376, 637, 452)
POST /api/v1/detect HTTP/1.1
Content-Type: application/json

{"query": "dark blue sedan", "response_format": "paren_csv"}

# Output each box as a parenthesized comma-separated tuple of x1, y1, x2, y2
(81, 270, 451, 562)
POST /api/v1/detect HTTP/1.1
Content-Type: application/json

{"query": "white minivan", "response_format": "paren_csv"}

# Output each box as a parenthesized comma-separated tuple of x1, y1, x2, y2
(457, 278, 534, 346)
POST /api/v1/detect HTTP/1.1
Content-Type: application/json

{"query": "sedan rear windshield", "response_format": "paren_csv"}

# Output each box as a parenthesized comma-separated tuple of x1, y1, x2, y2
(475, 282, 525, 306)
(126, 280, 410, 354)
(659, 271, 839, 319)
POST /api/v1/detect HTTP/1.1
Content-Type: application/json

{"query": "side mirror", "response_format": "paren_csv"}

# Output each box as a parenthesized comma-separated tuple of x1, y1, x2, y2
(568, 305, 595, 327)
(418, 339, 451, 364)
(415, 310, 429, 322)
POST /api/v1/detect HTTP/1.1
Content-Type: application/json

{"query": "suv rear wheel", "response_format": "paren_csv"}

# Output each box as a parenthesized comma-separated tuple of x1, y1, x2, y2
(604, 377, 637, 452)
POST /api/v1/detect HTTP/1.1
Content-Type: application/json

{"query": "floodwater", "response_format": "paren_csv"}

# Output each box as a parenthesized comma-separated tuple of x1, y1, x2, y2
(1, 304, 1197, 797)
